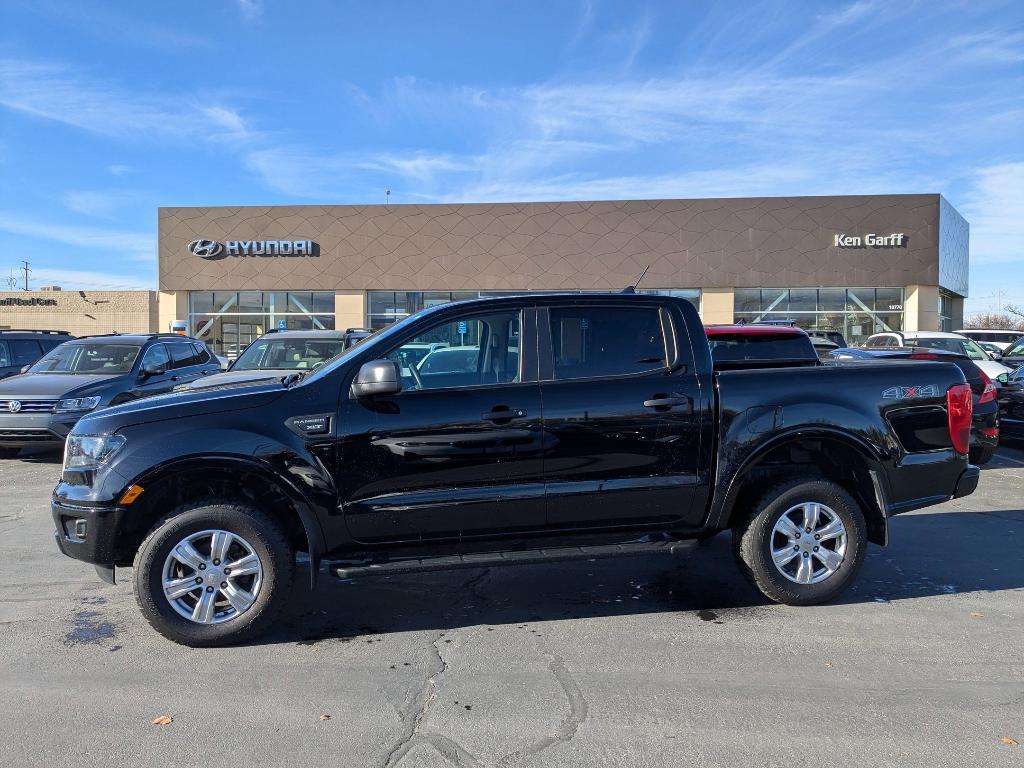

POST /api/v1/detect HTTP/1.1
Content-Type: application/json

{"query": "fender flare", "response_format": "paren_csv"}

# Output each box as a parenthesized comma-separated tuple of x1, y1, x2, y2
(128, 454, 327, 588)
(709, 426, 890, 540)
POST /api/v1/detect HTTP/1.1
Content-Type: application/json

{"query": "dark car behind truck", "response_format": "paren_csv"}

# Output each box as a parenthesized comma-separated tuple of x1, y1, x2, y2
(51, 294, 978, 645)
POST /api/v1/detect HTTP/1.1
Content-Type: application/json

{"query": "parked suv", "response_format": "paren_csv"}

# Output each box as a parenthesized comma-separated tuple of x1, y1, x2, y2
(184, 329, 349, 390)
(0, 333, 219, 457)
(52, 294, 977, 645)
(0, 329, 74, 379)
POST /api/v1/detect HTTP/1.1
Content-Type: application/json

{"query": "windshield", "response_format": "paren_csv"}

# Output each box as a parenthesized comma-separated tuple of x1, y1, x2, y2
(232, 338, 346, 371)
(30, 343, 141, 374)
(1006, 337, 1024, 357)
(904, 336, 989, 360)
(301, 314, 425, 385)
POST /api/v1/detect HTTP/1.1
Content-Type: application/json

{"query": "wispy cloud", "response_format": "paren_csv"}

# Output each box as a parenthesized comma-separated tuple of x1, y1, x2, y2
(960, 162, 1024, 265)
(236, 0, 263, 22)
(0, 59, 254, 143)
(62, 190, 142, 220)
(0, 212, 154, 262)
(25, 267, 153, 291)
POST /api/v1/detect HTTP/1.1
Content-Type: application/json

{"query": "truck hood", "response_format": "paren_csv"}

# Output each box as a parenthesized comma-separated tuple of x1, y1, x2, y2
(0, 372, 123, 399)
(74, 379, 288, 434)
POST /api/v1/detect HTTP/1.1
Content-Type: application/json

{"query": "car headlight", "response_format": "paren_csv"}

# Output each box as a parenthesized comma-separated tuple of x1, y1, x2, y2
(55, 396, 101, 413)
(63, 434, 126, 470)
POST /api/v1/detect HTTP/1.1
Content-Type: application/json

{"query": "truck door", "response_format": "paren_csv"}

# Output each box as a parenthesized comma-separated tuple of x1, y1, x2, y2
(336, 305, 547, 542)
(538, 301, 704, 528)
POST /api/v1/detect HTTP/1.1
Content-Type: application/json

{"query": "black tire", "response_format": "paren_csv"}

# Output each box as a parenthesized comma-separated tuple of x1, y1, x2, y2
(133, 501, 294, 647)
(733, 478, 867, 606)
(969, 445, 996, 465)
(0, 447, 20, 459)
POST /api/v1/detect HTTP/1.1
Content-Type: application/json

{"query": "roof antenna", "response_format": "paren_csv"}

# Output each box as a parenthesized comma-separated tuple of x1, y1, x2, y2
(621, 264, 650, 294)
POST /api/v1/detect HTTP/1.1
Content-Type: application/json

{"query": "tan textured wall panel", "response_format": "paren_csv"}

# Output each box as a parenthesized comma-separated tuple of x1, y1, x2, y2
(157, 291, 189, 334)
(159, 195, 945, 293)
(0, 291, 157, 336)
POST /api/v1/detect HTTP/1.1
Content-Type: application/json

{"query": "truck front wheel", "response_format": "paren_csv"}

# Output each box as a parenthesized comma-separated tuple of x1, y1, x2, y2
(133, 501, 294, 646)
(733, 478, 867, 606)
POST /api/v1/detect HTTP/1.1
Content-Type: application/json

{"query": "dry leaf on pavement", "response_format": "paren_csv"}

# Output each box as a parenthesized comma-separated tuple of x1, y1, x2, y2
(151, 715, 173, 726)
(970, 612, 984, 618)
(319, 714, 331, 721)
(1001, 737, 1019, 746)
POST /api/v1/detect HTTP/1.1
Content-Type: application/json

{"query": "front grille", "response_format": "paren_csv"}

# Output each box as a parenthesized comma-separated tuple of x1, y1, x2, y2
(0, 399, 58, 413)
(0, 429, 56, 441)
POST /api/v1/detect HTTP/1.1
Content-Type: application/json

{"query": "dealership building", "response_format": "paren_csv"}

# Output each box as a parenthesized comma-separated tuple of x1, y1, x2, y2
(1, 194, 970, 354)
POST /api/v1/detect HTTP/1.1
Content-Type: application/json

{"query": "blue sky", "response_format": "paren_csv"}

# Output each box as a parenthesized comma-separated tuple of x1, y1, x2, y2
(0, 0, 1021, 314)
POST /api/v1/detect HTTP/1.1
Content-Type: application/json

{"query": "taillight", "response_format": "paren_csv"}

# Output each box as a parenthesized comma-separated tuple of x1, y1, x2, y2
(978, 369, 996, 404)
(946, 383, 972, 454)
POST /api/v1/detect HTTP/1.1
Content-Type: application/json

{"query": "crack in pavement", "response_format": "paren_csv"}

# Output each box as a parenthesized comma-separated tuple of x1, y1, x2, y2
(496, 650, 589, 767)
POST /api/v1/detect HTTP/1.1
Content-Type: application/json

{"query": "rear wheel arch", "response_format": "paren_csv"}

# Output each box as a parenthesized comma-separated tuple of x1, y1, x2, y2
(714, 430, 889, 546)
(114, 457, 325, 585)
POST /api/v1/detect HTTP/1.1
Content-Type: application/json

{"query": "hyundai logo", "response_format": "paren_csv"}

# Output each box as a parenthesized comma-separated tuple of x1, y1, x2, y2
(8, 400, 21, 413)
(187, 239, 225, 260)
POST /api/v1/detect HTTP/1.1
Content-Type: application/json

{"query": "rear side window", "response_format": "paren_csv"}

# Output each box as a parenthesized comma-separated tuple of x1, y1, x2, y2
(191, 343, 211, 364)
(167, 342, 201, 368)
(9, 339, 42, 365)
(708, 333, 816, 363)
(549, 306, 666, 380)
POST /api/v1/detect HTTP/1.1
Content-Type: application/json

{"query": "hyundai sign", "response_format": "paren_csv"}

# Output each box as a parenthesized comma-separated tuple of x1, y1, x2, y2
(187, 239, 318, 260)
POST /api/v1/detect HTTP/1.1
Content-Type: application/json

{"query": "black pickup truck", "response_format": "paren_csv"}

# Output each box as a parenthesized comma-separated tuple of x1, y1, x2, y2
(52, 294, 979, 645)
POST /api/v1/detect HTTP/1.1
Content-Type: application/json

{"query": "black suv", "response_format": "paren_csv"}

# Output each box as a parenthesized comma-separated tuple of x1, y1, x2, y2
(0, 333, 219, 457)
(0, 329, 75, 379)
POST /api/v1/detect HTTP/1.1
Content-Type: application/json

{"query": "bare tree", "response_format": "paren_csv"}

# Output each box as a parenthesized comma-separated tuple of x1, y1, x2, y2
(1006, 304, 1024, 327)
(963, 312, 1024, 330)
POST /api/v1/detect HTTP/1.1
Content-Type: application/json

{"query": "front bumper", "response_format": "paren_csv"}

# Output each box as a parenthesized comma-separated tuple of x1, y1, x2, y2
(0, 412, 83, 446)
(51, 499, 125, 566)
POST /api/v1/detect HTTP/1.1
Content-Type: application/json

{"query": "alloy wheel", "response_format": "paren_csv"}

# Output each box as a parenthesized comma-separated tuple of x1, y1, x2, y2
(161, 529, 263, 624)
(769, 502, 848, 585)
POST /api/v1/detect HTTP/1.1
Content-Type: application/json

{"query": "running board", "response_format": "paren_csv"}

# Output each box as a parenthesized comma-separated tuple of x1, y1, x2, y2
(328, 535, 696, 580)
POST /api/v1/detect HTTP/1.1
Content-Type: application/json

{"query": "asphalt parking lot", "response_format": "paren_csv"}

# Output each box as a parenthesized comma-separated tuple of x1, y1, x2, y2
(1, 446, 1022, 768)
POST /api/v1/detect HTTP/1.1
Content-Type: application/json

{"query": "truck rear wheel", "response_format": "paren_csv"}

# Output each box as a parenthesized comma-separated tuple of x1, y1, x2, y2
(133, 501, 294, 647)
(733, 478, 867, 606)
(969, 445, 996, 465)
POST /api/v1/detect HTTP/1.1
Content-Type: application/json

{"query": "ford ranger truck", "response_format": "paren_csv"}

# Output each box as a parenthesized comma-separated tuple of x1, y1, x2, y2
(51, 294, 979, 645)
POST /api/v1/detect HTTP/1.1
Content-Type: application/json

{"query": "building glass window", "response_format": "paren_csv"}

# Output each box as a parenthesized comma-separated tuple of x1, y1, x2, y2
(365, 289, 701, 330)
(732, 288, 904, 346)
(188, 291, 336, 358)
(938, 291, 955, 332)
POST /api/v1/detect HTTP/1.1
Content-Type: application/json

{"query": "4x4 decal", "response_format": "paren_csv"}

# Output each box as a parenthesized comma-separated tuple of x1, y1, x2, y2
(882, 384, 938, 400)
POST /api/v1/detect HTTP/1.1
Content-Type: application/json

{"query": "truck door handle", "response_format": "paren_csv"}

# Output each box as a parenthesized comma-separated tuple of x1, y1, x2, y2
(481, 406, 527, 423)
(644, 394, 692, 412)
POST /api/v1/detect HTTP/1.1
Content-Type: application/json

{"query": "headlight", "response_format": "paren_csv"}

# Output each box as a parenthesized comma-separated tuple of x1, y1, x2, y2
(55, 396, 101, 413)
(63, 434, 126, 470)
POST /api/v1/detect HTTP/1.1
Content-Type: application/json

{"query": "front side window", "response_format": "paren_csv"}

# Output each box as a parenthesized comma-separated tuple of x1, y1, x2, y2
(0, 341, 9, 367)
(30, 344, 141, 374)
(141, 343, 171, 370)
(10, 339, 42, 365)
(1005, 337, 1024, 357)
(548, 306, 666, 381)
(233, 339, 346, 370)
(385, 310, 521, 391)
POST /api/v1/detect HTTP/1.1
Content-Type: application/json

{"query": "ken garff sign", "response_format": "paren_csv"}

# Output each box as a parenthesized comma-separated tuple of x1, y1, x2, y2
(187, 239, 318, 261)
(833, 233, 906, 248)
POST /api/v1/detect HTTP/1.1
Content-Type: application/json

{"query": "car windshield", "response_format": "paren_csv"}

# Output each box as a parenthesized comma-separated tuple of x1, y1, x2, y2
(418, 347, 480, 374)
(232, 338, 346, 371)
(904, 336, 989, 360)
(29, 343, 141, 374)
(1006, 337, 1024, 357)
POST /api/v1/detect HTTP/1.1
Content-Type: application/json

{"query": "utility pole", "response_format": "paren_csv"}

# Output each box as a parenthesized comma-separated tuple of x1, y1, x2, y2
(20, 260, 30, 291)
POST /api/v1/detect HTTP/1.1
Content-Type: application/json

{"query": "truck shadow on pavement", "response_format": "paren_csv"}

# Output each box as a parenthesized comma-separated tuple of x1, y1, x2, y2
(262, 507, 1024, 646)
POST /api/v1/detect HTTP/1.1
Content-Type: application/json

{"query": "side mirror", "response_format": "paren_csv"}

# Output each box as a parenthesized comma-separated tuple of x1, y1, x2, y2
(988, 351, 1003, 361)
(141, 362, 166, 378)
(20, 365, 29, 374)
(997, 373, 1010, 385)
(351, 360, 401, 398)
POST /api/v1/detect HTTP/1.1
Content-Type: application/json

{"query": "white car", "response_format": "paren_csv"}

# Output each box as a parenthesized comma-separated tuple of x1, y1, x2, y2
(956, 329, 1024, 352)
(862, 331, 1013, 381)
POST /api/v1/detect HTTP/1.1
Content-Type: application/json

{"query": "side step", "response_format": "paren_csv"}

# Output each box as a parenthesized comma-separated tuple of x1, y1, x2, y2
(328, 534, 697, 579)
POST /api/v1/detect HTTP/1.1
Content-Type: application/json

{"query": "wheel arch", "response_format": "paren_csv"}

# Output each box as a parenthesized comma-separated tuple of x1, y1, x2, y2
(114, 455, 326, 587)
(711, 428, 890, 546)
